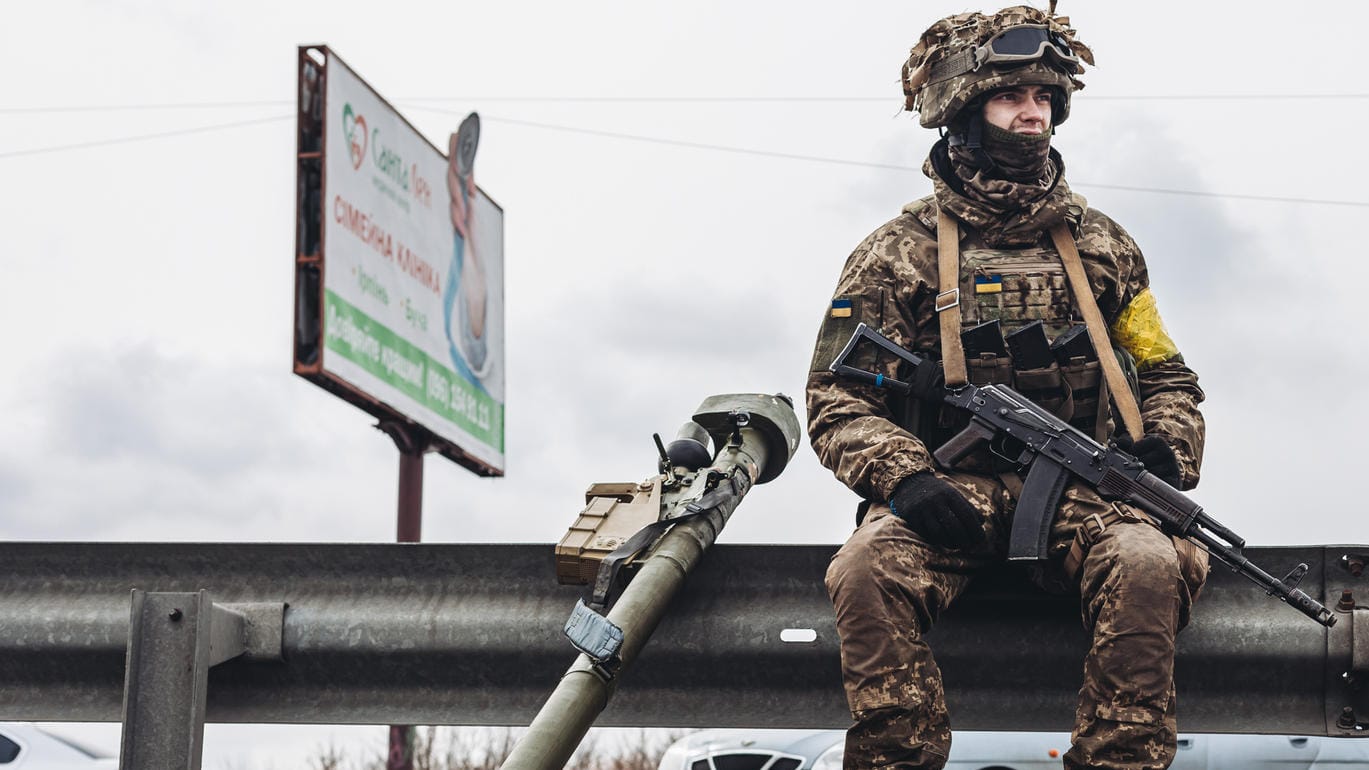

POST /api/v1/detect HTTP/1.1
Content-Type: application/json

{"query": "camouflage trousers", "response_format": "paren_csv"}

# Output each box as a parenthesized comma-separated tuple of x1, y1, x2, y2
(825, 469, 1208, 770)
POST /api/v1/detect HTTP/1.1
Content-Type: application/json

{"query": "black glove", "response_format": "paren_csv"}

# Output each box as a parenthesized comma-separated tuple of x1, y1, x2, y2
(889, 472, 985, 549)
(1115, 433, 1182, 488)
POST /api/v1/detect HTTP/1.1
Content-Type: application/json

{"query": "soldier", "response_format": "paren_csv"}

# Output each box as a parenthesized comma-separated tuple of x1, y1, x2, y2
(806, 7, 1209, 770)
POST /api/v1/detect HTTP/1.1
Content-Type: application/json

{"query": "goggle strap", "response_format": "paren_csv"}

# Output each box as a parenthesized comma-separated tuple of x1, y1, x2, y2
(927, 29, 1079, 85)
(928, 47, 979, 84)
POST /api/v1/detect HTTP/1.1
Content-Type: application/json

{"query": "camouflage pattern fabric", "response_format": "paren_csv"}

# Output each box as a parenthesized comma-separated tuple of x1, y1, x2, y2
(929, 142, 1073, 248)
(826, 481, 1205, 769)
(903, 6, 1094, 128)
(962, 121, 1054, 183)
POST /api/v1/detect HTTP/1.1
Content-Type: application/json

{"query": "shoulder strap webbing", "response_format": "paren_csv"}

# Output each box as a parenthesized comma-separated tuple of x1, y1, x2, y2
(936, 209, 968, 388)
(1049, 223, 1144, 441)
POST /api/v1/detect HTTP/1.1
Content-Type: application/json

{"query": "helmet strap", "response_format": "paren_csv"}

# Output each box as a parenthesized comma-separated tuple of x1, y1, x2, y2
(1049, 87, 1067, 127)
(966, 115, 984, 151)
(947, 113, 995, 171)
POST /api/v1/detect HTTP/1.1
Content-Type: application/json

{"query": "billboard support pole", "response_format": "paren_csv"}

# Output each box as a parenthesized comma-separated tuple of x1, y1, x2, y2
(377, 420, 432, 770)
(397, 448, 423, 542)
(378, 420, 431, 543)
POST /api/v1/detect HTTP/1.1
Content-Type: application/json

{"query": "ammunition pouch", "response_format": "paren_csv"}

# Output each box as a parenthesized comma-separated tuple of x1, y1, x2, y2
(1013, 363, 1072, 421)
(966, 351, 1013, 386)
(1060, 357, 1102, 434)
(1061, 348, 1141, 442)
(966, 350, 1075, 425)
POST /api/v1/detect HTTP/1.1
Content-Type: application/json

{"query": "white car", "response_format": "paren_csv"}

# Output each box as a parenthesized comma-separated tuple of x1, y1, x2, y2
(0, 725, 116, 769)
(659, 729, 1369, 770)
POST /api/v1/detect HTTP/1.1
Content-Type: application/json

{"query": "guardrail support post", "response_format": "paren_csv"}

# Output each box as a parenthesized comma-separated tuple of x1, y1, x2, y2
(118, 590, 251, 769)
(1327, 553, 1369, 735)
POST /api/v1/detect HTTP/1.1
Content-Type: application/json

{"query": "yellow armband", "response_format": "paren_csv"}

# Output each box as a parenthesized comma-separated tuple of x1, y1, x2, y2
(1109, 288, 1180, 370)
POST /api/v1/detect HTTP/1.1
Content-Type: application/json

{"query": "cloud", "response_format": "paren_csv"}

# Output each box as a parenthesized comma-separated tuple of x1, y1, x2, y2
(43, 345, 278, 471)
(0, 342, 395, 541)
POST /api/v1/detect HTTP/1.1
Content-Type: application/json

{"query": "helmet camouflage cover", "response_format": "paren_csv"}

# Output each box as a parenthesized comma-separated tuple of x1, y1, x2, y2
(903, 6, 1094, 129)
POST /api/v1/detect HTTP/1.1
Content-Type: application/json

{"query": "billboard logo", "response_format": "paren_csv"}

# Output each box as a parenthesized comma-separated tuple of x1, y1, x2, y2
(371, 129, 410, 192)
(342, 103, 367, 171)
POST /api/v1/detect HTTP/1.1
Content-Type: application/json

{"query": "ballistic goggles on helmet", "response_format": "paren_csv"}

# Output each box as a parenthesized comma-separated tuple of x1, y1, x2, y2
(929, 24, 1080, 84)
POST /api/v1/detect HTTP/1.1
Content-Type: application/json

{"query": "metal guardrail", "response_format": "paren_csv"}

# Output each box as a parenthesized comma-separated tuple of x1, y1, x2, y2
(1, 542, 1366, 736)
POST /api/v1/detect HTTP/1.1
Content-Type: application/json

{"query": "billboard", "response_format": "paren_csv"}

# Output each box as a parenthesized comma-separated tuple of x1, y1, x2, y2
(294, 46, 505, 476)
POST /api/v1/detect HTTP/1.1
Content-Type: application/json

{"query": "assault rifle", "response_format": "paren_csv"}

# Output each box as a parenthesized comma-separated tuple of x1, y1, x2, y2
(830, 322, 1336, 627)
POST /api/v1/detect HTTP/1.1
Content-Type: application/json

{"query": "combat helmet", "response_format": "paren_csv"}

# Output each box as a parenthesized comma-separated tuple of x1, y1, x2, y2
(902, 5, 1094, 130)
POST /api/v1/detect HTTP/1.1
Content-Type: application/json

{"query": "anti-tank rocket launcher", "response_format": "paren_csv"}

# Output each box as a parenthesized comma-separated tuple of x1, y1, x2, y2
(830, 322, 1336, 628)
(501, 393, 801, 770)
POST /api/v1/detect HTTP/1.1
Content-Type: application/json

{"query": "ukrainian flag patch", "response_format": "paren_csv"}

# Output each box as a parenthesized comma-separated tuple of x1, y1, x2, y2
(975, 275, 1003, 294)
(830, 298, 853, 318)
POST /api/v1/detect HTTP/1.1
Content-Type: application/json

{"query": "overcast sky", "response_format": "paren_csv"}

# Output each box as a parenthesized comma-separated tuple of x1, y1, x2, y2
(4, 0, 1369, 766)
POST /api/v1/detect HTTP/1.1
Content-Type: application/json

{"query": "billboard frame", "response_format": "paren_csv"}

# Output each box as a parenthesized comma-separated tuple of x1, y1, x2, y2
(292, 44, 504, 478)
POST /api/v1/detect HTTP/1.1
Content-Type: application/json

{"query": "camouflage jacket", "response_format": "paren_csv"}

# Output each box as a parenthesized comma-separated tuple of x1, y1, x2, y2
(806, 193, 1205, 504)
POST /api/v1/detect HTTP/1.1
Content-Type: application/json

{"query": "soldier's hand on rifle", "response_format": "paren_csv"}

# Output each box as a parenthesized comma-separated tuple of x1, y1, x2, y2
(889, 472, 986, 549)
(1115, 434, 1181, 488)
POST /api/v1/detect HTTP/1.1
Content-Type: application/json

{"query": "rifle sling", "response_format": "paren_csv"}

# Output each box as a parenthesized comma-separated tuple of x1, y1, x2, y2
(1049, 223, 1144, 442)
(936, 209, 968, 388)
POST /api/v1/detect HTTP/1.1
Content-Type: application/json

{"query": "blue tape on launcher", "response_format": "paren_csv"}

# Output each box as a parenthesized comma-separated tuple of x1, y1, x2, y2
(830, 298, 853, 318)
(564, 598, 623, 664)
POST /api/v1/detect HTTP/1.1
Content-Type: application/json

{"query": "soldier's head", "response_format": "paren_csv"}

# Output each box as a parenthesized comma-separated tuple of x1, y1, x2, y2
(901, 6, 1093, 143)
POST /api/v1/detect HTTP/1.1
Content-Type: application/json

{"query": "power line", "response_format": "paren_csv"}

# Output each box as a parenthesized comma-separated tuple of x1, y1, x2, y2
(2, 108, 1364, 208)
(1066, 183, 1369, 208)
(2, 92, 1367, 114)
(476, 114, 916, 172)
(0, 100, 292, 114)
(1087, 93, 1369, 101)
(0, 115, 293, 159)
(404, 93, 1369, 102)
(449, 110, 1369, 208)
